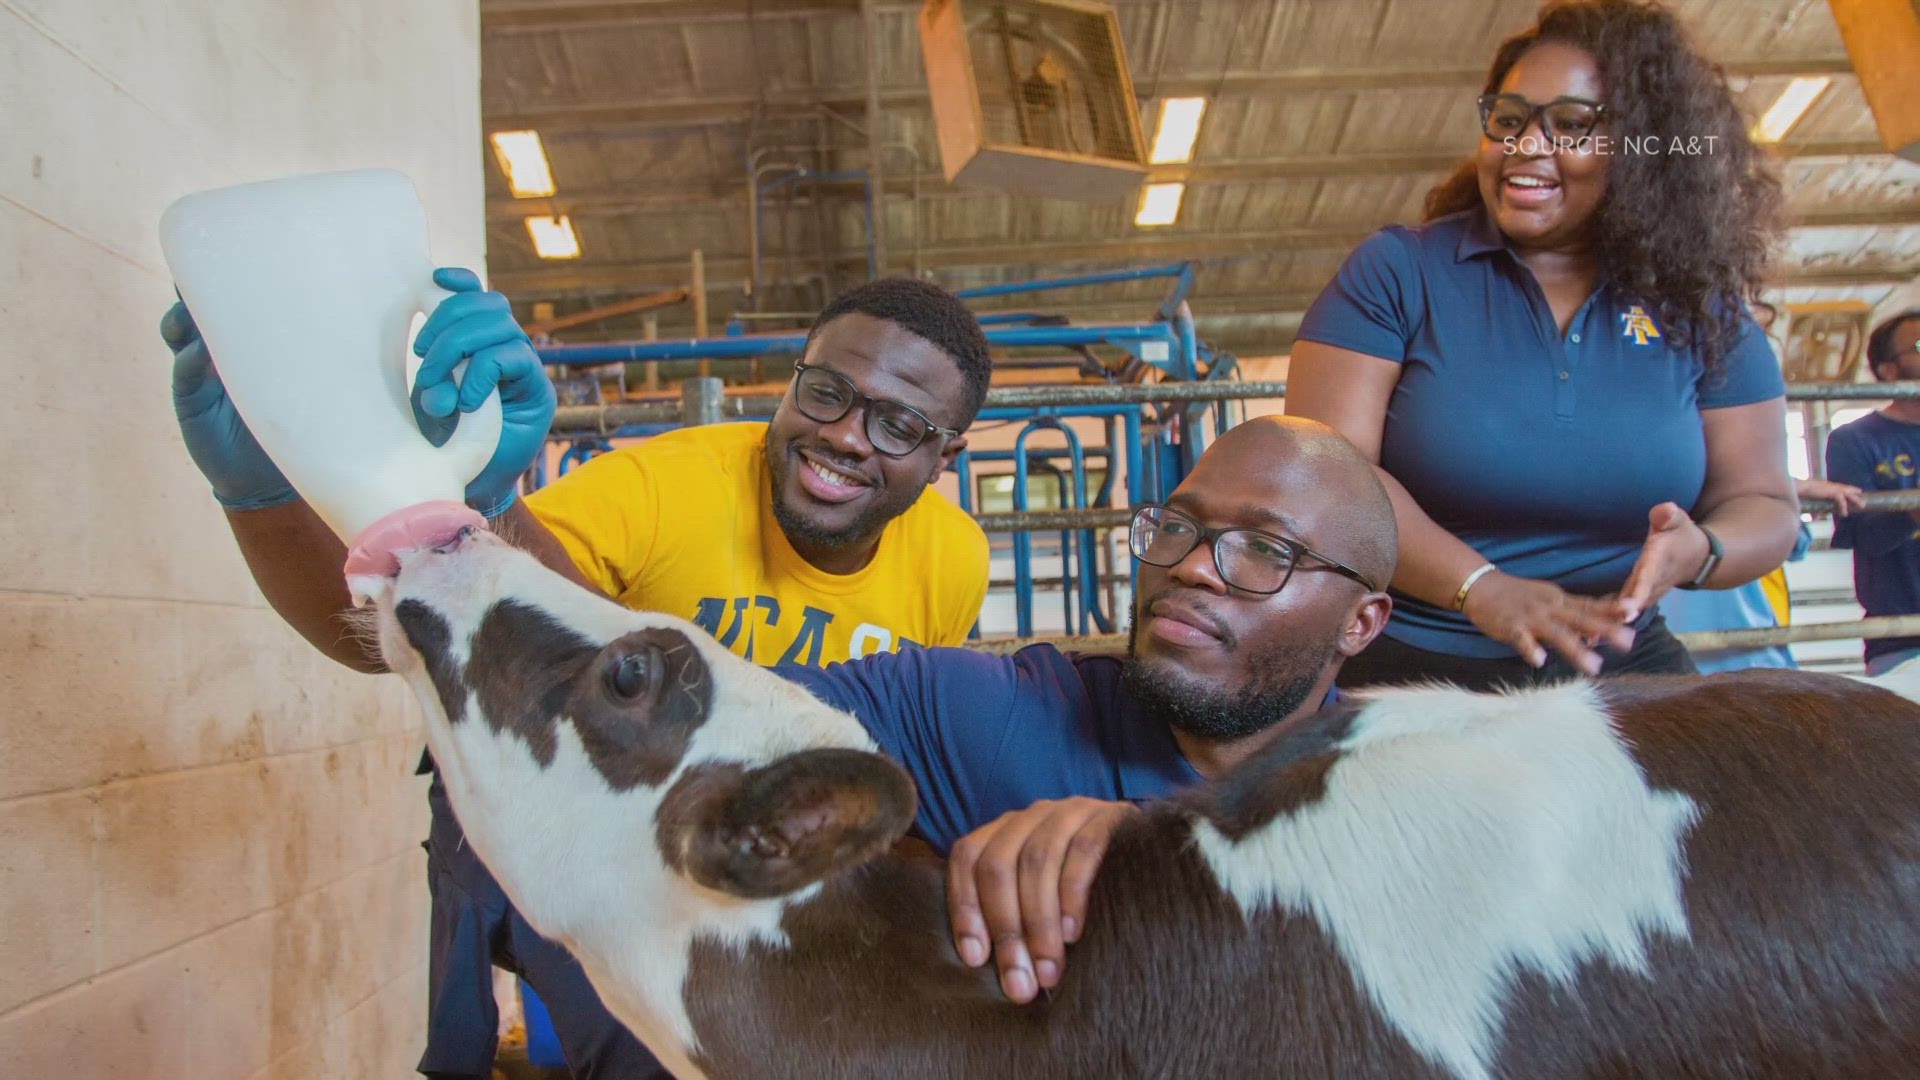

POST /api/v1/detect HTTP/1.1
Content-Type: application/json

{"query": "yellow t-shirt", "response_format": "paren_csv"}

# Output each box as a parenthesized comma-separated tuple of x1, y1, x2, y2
(525, 422, 989, 666)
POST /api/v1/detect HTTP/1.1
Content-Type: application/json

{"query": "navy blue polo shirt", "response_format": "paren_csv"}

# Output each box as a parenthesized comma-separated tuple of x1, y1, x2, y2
(1296, 209, 1784, 658)
(1826, 411, 1920, 663)
(781, 644, 1342, 855)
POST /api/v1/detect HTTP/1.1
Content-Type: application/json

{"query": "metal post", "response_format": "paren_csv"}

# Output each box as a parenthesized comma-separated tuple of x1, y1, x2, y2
(862, 0, 888, 276)
(680, 376, 725, 427)
(642, 314, 660, 391)
(692, 249, 710, 378)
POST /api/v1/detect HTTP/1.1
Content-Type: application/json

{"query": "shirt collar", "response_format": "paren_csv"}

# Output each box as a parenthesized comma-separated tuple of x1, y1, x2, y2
(1455, 205, 1508, 263)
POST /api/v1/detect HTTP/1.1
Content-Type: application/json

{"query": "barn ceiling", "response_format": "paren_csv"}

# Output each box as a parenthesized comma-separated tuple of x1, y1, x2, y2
(479, 0, 1920, 361)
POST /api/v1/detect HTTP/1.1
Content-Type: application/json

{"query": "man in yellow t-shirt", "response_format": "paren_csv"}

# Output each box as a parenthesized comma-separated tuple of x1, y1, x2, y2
(526, 416, 986, 666)
(441, 276, 994, 1078)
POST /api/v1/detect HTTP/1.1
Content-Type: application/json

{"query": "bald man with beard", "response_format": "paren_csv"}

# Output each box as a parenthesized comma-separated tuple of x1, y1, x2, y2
(780, 415, 1399, 1004)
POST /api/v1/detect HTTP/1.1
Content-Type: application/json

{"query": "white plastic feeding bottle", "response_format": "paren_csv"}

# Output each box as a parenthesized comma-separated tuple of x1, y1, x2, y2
(159, 169, 501, 571)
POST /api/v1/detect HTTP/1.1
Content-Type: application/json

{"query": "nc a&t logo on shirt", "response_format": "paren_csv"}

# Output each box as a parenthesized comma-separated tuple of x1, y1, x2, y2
(1621, 305, 1661, 346)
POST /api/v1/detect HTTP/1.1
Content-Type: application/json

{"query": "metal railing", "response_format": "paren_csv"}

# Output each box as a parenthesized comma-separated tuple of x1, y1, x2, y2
(549, 379, 1920, 437)
(539, 375, 1920, 659)
(971, 615, 1920, 657)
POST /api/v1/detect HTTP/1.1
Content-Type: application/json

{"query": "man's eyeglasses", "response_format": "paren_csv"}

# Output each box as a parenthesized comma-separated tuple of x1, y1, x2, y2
(789, 362, 960, 458)
(1128, 504, 1379, 595)
(1477, 93, 1606, 144)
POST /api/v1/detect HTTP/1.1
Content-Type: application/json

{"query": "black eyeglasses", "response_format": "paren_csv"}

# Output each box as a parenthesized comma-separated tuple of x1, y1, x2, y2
(1128, 504, 1379, 595)
(1477, 93, 1606, 144)
(789, 362, 960, 458)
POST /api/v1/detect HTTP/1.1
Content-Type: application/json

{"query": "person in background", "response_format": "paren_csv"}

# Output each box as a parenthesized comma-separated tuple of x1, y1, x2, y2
(1285, 0, 1799, 691)
(164, 273, 994, 1079)
(1661, 477, 1865, 673)
(1827, 310, 1920, 676)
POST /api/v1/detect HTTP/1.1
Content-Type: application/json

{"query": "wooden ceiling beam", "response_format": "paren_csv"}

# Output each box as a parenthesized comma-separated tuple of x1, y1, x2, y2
(487, 152, 1910, 222)
(487, 90, 921, 131)
(495, 240, 1918, 297)
(486, 59, 1859, 131)
(491, 230, 1371, 294)
(481, 0, 882, 31)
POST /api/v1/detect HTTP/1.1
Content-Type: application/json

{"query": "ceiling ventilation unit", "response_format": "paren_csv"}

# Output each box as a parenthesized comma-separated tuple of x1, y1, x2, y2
(919, 0, 1149, 201)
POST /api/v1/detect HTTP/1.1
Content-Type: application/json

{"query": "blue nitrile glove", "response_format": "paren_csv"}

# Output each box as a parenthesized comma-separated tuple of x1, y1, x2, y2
(411, 268, 556, 519)
(163, 299, 300, 511)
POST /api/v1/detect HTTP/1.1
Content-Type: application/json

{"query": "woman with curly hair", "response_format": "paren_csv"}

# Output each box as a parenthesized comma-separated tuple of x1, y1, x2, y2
(1286, 0, 1800, 690)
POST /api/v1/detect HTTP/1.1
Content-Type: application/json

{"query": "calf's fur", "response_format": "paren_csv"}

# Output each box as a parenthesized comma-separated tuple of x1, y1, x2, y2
(368, 531, 1920, 1079)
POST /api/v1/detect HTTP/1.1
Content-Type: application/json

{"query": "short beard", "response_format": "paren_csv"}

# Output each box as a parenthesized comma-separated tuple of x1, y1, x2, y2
(764, 435, 902, 551)
(1122, 619, 1334, 741)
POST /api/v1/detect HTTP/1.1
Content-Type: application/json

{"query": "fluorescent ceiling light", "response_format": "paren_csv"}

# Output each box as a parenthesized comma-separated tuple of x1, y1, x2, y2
(1148, 97, 1208, 164)
(1751, 77, 1829, 143)
(527, 215, 581, 259)
(1135, 182, 1185, 227)
(491, 130, 557, 197)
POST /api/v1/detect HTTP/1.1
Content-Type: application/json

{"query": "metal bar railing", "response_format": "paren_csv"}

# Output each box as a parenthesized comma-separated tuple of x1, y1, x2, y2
(971, 615, 1920, 657)
(958, 492, 1920, 532)
(552, 395, 782, 434)
(1801, 490, 1920, 515)
(1785, 381, 1920, 400)
(1677, 615, 1920, 652)
(973, 508, 1134, 533)
(953, 263, 1192, 300)
(549, 380, 1920, 437)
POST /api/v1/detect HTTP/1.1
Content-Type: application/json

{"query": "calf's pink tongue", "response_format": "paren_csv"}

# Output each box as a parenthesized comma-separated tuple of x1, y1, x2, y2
(343, 501, 488, 581)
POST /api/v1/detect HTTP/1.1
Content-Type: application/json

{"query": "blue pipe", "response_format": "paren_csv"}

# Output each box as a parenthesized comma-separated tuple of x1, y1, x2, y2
(542, 335, 807, 364)
(1157, 263, 1197, 320)
(1010, 419, 1109, 636)
(955, 263, 1191, 300)
(538, 324, 1179, 366)
(964, 448, 1112, 463)
(1122, 408, 1143, 507)
(1024, 461, 1078, 632)
(1001, 324, 1178, 348)
(974, 403, 1143, 423)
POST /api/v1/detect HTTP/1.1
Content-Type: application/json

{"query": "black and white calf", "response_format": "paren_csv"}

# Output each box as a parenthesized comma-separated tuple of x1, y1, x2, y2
(364, 528, 1920, 1079)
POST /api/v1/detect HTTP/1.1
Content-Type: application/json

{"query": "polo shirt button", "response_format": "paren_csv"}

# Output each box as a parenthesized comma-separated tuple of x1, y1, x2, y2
(1559, 371, 1570, 381)
(1570, 333, 1581, 343)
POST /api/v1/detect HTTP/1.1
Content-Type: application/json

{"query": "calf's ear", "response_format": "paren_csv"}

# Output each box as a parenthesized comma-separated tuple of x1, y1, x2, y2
(673, 749, 917, 899)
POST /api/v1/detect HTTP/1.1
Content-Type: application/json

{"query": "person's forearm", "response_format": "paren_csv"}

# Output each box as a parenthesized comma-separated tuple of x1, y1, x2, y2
(1372, 466, 1492, 609)
(227, 497, 608, 678)
(1696, 492, 1801, 589)
(489, 499, 608, 596)
(226, 501, 382, 672)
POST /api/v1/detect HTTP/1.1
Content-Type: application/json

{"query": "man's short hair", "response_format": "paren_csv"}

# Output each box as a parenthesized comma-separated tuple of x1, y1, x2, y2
(807, 278, 993, 427)
(1866, 309, 1920, 376)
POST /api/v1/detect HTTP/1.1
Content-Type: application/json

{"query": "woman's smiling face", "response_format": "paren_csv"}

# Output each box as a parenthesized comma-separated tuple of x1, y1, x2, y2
(1475, 41, 1610, 253)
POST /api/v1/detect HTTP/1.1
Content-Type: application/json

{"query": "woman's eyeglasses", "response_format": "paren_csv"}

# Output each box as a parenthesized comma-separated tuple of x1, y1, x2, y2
(1477, 93, 1606, 144)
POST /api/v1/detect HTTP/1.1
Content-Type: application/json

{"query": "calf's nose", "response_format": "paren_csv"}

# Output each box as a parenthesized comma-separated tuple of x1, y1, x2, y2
(343, 500, 488, 582)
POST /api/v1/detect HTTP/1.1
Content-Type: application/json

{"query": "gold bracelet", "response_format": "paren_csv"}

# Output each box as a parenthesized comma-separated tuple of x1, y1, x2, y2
(1453, 563, 1497, 611)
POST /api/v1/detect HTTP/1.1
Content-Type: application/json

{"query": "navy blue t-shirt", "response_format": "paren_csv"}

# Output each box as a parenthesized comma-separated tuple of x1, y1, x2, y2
(780, 644, 1339, 855)
(1826, 411, 1920, 662)
(1296, 209, 1785, 658)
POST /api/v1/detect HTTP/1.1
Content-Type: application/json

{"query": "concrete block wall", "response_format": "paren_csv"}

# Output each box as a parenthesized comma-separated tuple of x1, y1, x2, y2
(0, 2, 484, 1076)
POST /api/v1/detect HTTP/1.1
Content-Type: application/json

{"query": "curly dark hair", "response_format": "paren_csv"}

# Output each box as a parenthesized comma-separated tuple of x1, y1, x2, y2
(807, 277, 994, 427)
(1424, 0, 1783, 374)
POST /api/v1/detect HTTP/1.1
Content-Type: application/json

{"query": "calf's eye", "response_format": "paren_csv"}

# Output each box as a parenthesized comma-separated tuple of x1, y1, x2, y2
(607, 648, 661, 700)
